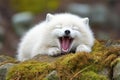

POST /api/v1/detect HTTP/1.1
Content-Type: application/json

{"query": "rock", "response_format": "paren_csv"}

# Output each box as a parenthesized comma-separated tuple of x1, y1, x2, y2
(12, 12, 34, 36)
(45, 70, 59, 80)
(0, 55, 17, 80)
(0, 55, 17, 66)
(99, 68, 110, 80)
(0, 63, 15, 80)
(0, 55, 15, 63)
(113, 62, 120, 80)
(31, 54, 64, 63)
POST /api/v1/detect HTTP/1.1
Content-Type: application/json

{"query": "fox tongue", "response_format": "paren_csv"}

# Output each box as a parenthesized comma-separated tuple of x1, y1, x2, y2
(61, 37, 70, 52)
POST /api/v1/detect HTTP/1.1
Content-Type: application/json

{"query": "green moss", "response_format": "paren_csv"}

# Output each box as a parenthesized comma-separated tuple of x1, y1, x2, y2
(54, 52, 103, 79)
(80, 71, 108, 80)
(6, 61, 54, 80)
(111, 58, 120, 67)
(6, 40, 120, 80)
(92, 40, 105, 52)
(91, 40, 120, 67)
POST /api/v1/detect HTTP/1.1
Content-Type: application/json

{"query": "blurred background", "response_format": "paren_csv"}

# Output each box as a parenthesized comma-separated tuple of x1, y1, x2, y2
(0, 0, 120, 57)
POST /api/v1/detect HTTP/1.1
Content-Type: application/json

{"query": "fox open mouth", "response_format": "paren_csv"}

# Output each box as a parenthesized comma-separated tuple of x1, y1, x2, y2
(59, 36, 73, 53)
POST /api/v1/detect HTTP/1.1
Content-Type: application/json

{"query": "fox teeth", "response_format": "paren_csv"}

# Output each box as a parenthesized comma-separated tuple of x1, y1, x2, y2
(62, 48, 69, 52)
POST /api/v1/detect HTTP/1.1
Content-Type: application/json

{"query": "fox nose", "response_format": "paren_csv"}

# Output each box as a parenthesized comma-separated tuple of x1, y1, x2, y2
(65, 30, 70, 35)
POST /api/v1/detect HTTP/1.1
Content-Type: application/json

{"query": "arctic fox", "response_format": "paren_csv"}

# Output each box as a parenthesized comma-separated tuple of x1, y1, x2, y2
(17, 13, 95, 61)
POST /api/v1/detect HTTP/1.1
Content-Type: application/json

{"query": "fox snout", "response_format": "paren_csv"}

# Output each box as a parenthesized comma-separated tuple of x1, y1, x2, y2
(64, 30, 70, 36)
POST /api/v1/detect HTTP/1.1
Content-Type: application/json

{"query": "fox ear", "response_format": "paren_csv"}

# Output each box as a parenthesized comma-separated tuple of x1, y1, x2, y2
(83, 17, 89, 25)
(46, 13, 54, 22)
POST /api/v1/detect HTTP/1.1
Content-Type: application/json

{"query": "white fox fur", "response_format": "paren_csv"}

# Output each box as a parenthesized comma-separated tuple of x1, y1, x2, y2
(17, 13, 95, 61)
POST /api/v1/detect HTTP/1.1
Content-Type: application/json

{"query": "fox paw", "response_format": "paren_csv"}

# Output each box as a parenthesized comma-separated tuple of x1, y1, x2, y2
(48, 47, 61, 56)
(76, 45, 91, 53)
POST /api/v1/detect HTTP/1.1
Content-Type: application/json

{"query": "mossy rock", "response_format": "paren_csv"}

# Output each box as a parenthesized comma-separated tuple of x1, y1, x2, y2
(79, 71, 108, 80)
(0, 55, 17, 66)
(6, 61, 54, 80)
(6, 40, 120, 80)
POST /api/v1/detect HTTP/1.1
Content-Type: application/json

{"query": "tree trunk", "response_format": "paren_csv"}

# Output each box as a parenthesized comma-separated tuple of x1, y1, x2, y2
(0, 0, 19, 56)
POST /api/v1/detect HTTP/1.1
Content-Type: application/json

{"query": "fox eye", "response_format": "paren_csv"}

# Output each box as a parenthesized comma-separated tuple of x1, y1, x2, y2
(72, 26, 79, 30)
(55, 25, 62, 29)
